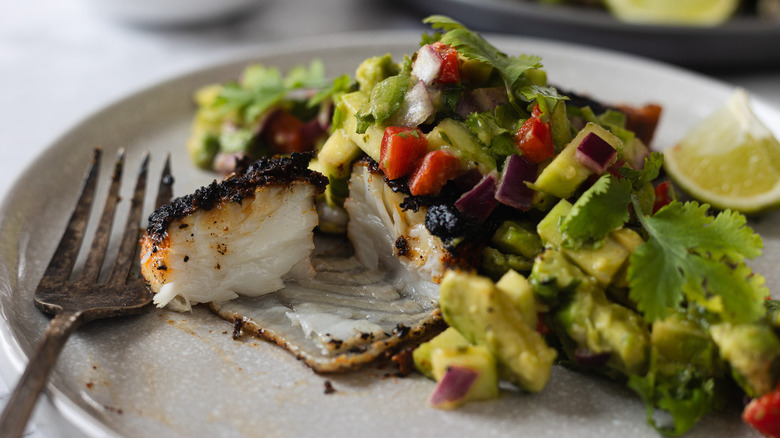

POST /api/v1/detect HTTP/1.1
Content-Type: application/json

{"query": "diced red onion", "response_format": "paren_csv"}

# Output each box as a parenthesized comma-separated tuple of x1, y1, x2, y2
(455, 172, 498, 224)
(316, 100, 333, 131)
(429, 365, 480, 409)
(389, 80, 434, 127)
(471, 87, 508, 112)
(573, 349, 611, 368)
(495, 154, 536, 210)
(300, 118, 327, 147)
(412, 44, 443, 85)
(575, 132, 618, 174)
(455, 92, 480, 118)
(213, 152, 246, 176)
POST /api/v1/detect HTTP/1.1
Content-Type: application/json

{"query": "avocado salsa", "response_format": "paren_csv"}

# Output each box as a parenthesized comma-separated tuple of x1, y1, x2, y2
(186, 15, 780, 437)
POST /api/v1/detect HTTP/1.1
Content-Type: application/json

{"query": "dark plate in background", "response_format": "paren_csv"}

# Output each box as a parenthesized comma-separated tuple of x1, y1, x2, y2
(395, 0, 780, 71)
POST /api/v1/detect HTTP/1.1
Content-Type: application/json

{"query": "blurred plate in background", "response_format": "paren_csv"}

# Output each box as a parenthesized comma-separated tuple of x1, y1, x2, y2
(394, 0, 780, 70)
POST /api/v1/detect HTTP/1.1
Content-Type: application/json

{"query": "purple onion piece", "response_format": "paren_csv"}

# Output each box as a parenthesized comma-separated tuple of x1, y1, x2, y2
(213, 152, 246, 176)
(300, 118, 327, 147)
(454, 173, 499, 224)
(455, 91, 480, 119)
(316, 100, 334, 131)
(412, 44, 442, 85)
(495, 154, 536, 211)
(575, 132, 617, 174)
(429, 365, 480, 408)
(471, 87, 509, 112)
(573, 349, 611, 368)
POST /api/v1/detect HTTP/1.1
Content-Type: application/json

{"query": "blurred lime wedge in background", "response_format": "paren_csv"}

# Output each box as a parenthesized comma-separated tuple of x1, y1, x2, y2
(604, 0, 739, 26)
(664, 88, 780, 214)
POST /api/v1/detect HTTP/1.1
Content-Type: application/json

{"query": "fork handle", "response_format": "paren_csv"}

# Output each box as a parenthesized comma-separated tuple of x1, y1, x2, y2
(0, 310, 83, 438)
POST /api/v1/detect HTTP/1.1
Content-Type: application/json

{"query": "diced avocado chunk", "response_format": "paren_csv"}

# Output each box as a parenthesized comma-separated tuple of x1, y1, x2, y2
(709, 322, 780, 397)
(427, 119, 497, 174)
(187, 130, 220, 170)
(534, 123, 622, 199)
(537, 200, 641, 287)
(496, 270, 538, 330)
(355, 53, 400, 92)
(319, 130, 363, 180)
(364, 74, 410, 123)
(482, 247, 534, 280)
(414, 327, 471, 379)
(430, 345, 500, 406)
(439, 270, 556, 392)
(491, 220, 543, 260)
(556, 284, 650, 375)
(529, 248, 589, 303)
(337, 91, 385, 161)
(651, 313, 720, 375)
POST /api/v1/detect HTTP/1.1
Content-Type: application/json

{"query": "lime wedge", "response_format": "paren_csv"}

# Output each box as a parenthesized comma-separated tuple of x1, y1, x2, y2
(604, 0, 739, 26)
(664, 88, 780, 214)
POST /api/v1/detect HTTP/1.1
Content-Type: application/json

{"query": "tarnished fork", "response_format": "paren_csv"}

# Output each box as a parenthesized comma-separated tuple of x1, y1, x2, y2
(0, 148, 173, 438)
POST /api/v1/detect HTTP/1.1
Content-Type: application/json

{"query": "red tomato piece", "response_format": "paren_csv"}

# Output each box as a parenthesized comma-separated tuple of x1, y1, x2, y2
(431, 42, 460, 84)
(531, 104, 543, 118)
(653, 181, 673, 214)
(744, 385, 780, 438)
(408, 150, 462, 196)
(514, 116, 554, 164)
(263, 110, 307, 154)
(380, 127, 428, 180)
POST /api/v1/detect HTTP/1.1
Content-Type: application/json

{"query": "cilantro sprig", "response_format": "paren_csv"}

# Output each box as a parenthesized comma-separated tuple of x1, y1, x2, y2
(424, 15, 548, 113)
(628, 200, 767, 323)
(212, 60, 348, 124)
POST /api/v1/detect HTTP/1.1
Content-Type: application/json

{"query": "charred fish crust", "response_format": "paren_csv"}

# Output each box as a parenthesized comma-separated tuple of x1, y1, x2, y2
(146, 153, 327, 239)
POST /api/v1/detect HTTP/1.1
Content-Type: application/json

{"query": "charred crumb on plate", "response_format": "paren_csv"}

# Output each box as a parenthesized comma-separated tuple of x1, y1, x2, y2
(390, 348, 415, 377)
(323, 380, 336, 394)
(232, 318, 244, 340)
(145, 152, 327, 242)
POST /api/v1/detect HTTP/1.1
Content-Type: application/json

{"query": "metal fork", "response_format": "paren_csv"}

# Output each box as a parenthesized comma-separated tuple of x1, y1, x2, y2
(0, 148, 173, 438)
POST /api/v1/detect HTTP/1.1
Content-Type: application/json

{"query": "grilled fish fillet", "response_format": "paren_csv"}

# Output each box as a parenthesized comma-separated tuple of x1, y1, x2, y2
(140, 153, 328, 311)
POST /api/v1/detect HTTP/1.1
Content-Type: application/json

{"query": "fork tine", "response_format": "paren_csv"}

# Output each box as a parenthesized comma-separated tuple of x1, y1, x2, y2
(128, 153, 173, 282)
(77, 149, 125, 283)
(108, 152, 149, 285)
(41, 149, 102, 282)
(155, 153, 174, 209)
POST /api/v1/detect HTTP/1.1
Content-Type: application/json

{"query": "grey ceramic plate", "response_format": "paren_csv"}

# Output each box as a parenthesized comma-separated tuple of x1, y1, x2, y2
(395, 0, 780, 70)
(1, 32, 779, 437)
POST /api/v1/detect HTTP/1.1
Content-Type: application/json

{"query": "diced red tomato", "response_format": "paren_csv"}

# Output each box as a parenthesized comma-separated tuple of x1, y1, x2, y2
(653, 181, 673, 214)
(380, 127, 428, 180)
(431, 42, 460, 84)
(263, 109, 307, 154)
(408, 150, 462, 196)
(744, 384, 780, 438)
(531, 104, 543, 118)
(514, 116, 554, 164)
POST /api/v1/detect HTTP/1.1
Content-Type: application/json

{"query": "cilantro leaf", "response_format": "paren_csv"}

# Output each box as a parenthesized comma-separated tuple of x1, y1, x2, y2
(435, 25, 541, 113)
(308, 74, 353, 107)
(422, 15, 467, 31)
(212, 60, 329, 124)
(561, 174, 632, 247)
(629, 201, 766, 323)
(619, 152, 664, 190)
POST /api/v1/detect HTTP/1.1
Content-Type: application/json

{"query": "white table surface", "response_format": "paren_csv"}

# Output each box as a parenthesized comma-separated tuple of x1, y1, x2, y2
(2, 1, 780, 436)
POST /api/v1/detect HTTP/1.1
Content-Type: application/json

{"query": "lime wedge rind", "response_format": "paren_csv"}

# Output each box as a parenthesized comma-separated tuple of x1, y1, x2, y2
(604, 0, 740, 26)
(664, 88, 780, 214)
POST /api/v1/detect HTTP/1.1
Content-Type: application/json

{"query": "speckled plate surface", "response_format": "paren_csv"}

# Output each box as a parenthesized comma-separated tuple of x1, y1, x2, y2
(1, 32, 779, 437)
